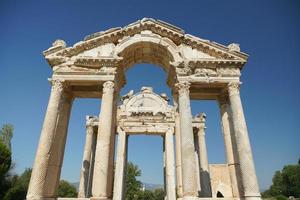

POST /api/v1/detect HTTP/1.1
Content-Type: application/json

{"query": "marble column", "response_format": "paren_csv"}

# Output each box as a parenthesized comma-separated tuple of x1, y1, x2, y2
(219, 94, 243, 197)
(78, 117, 96, 198)
(196, 114, 212, 197)
(27, 79, 73, 200)
(165, 129, 177, 200)
(107, 92, 119, 198)
(175, 81, 198, 199)
(92, 81, 116, 200)
(173, 92, 183, 198)
(193, 131, 201, 194)
(113, 127, 128, 200)
(163, 136, 167, 199)
(227, 82, 261, 200)
(88, 125, 98, 197)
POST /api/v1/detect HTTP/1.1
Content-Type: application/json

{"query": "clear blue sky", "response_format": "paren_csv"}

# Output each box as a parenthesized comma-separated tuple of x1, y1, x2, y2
(0, 0, 299, 191)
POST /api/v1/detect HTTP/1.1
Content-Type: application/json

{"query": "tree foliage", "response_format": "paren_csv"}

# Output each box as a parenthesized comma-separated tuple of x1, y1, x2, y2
(0, 123, 78, 198)
(3, 168, 32, 200)
(125, 162, 142, 200)
(58, 180, 77, 197)
(0, 139, 12, 199)
(2, 168, 77, 199)
(0, 124, 14, 150)
(263, 159, 300, 198)
(124, 162, 164, 200)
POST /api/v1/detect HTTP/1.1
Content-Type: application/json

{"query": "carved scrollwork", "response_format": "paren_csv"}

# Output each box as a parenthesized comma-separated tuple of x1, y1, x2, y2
(103, 81, 115, 93)
(175, 65, 192, 76)
(50, 79, 65, 93)
(175, 81, 190, 96)
(191, 66, 240, 78)
(52, 39, 66, 48)
(217, 67, 241, 77)
(96, 67, 117, 75)
(194, 68, 217, 77)
(227, 82, 241, 96)
(86, 116, 97, 127)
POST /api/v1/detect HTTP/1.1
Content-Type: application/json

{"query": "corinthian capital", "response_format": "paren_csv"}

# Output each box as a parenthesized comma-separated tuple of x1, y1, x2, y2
(227, 82, 241, 96)
(175, 81, 190, 95)
(103, 81, 115, 93)
(50, 79, 65, 93)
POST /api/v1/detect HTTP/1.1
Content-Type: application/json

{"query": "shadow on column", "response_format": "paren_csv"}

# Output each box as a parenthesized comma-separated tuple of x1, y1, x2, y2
(200, 170, 212, 197)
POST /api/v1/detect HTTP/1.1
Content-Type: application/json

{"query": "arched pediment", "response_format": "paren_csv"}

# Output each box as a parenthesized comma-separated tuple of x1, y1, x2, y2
(114, 32, 183, 71)
(119, 87, 174, 117)
(43, 18, 248, 70)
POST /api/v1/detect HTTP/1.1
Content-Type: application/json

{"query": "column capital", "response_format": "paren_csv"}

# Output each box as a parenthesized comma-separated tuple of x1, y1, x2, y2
(49, 78, 68, 93)
(175, 81, 190, 95)
(227, 82, 241, 96)
(86, 116, 97, 127)
(117, 126, 126, 134)
(166, 127, 175, 135)
(102, 81, 115, 93)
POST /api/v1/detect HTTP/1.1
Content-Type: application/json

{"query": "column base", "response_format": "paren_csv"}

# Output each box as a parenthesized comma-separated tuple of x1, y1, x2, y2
(26, 198, 56, 200)
(244, 196, 261, 200)
(27, 198, 90, 200)
(90, 198, 111, 200)
(182, 196, 199, 200)
(58, 198, 90, 200)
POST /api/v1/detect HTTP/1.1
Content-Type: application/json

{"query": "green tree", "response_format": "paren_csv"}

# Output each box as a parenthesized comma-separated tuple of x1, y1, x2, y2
(0, 124, 14, 150)
(140, 189, 155, 200)
(263, 159, 300, 198)
(0, 140, 12, 199)
(153, 188, 164, 200)
(58, 180, 77, 197)
(3, 168, 32, 200)
(125, 162, 142, 200)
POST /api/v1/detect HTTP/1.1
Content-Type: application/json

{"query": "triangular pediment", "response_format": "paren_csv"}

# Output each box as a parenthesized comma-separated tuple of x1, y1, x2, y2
(44, 18, 248, 70)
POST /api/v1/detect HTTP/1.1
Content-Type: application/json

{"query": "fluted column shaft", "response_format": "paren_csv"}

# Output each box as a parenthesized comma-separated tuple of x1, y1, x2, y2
(78, 120, 95, 198)
(175, 112, 183, 198)
(88, 127, 98, 197)
(27, 79, 73, 200)
(176, 81, 198, 199)
(173, 92, 183, 198)
(227, 82, 261, 200)
(196, 122, 212, 197)
(92, 81, 116, 199)
(165, 129, 177, 200)
(113, 128, 128, 200)
(219, 97, 243, 197)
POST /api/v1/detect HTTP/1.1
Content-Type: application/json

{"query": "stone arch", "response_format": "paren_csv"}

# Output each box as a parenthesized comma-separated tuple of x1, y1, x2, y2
(114, 32, 183, 74)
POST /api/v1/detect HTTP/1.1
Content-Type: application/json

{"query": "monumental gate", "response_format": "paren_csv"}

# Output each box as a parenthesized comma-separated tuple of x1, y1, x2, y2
(27, 18, 261, 200)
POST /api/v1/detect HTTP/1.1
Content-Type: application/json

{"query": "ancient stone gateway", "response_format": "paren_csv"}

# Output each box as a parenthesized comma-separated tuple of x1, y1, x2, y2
(27, 18, 261, 200)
